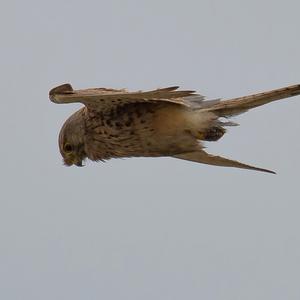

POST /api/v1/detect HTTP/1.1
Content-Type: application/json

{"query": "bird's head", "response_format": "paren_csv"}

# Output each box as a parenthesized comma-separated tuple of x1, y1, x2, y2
(58, 108, 87, 167)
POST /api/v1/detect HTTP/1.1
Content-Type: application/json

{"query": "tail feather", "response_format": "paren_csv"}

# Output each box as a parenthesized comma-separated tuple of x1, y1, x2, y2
(204, 84, 300, 116)
(174, 150, 276, 174)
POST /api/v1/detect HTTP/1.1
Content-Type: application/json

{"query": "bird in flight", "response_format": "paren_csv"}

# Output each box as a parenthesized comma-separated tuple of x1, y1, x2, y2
(49, 83, 300, 173)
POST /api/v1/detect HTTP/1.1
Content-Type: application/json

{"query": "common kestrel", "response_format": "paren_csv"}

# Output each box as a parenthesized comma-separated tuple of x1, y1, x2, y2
(49, 83, 300, 173)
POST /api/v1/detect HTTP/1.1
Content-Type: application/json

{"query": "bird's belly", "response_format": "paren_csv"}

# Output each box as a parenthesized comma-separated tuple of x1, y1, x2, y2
(92, 130, 189, 157)
(84, 103, 200, 160)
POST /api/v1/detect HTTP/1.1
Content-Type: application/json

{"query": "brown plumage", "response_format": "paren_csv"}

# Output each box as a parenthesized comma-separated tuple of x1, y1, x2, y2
(49, 83, 300, 173)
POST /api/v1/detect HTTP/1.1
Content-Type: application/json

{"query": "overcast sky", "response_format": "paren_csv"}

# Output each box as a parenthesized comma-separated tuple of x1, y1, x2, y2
(1, 0, 300, 299)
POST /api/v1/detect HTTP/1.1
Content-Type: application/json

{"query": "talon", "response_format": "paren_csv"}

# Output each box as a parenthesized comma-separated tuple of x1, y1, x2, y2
(203, 126, 226, 141)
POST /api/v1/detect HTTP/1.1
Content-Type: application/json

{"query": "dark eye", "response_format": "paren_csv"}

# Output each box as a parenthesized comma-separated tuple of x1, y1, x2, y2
(64, 143, 73, 153)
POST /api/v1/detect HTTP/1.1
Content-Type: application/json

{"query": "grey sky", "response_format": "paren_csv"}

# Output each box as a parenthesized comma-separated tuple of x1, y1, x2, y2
(1, 0, 300, 299)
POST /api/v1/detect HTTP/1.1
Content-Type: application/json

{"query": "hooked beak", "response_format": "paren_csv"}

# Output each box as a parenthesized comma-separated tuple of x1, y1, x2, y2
(63, 157, 85, 167)
(75, 160, 84, 167)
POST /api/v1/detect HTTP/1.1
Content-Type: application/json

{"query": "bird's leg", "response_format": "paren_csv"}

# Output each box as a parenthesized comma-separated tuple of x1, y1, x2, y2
(189, 126, 226, 142)
(202, 126, 226, 141)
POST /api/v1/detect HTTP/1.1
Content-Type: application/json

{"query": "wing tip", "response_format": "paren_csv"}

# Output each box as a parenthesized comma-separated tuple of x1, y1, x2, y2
(262, 168, 276, 174)
(49, 83, 73, 102)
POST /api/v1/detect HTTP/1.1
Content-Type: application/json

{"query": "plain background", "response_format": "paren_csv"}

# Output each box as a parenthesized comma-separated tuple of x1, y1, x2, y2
(1, 0, 300, 299)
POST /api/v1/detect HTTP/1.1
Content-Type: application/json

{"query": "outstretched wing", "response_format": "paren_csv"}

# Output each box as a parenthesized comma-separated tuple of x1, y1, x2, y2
(203, 84, 300, 116)
(174, 150, 276, 174)
(50, 83, 300, 115)
(49, 83, 204, 111)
